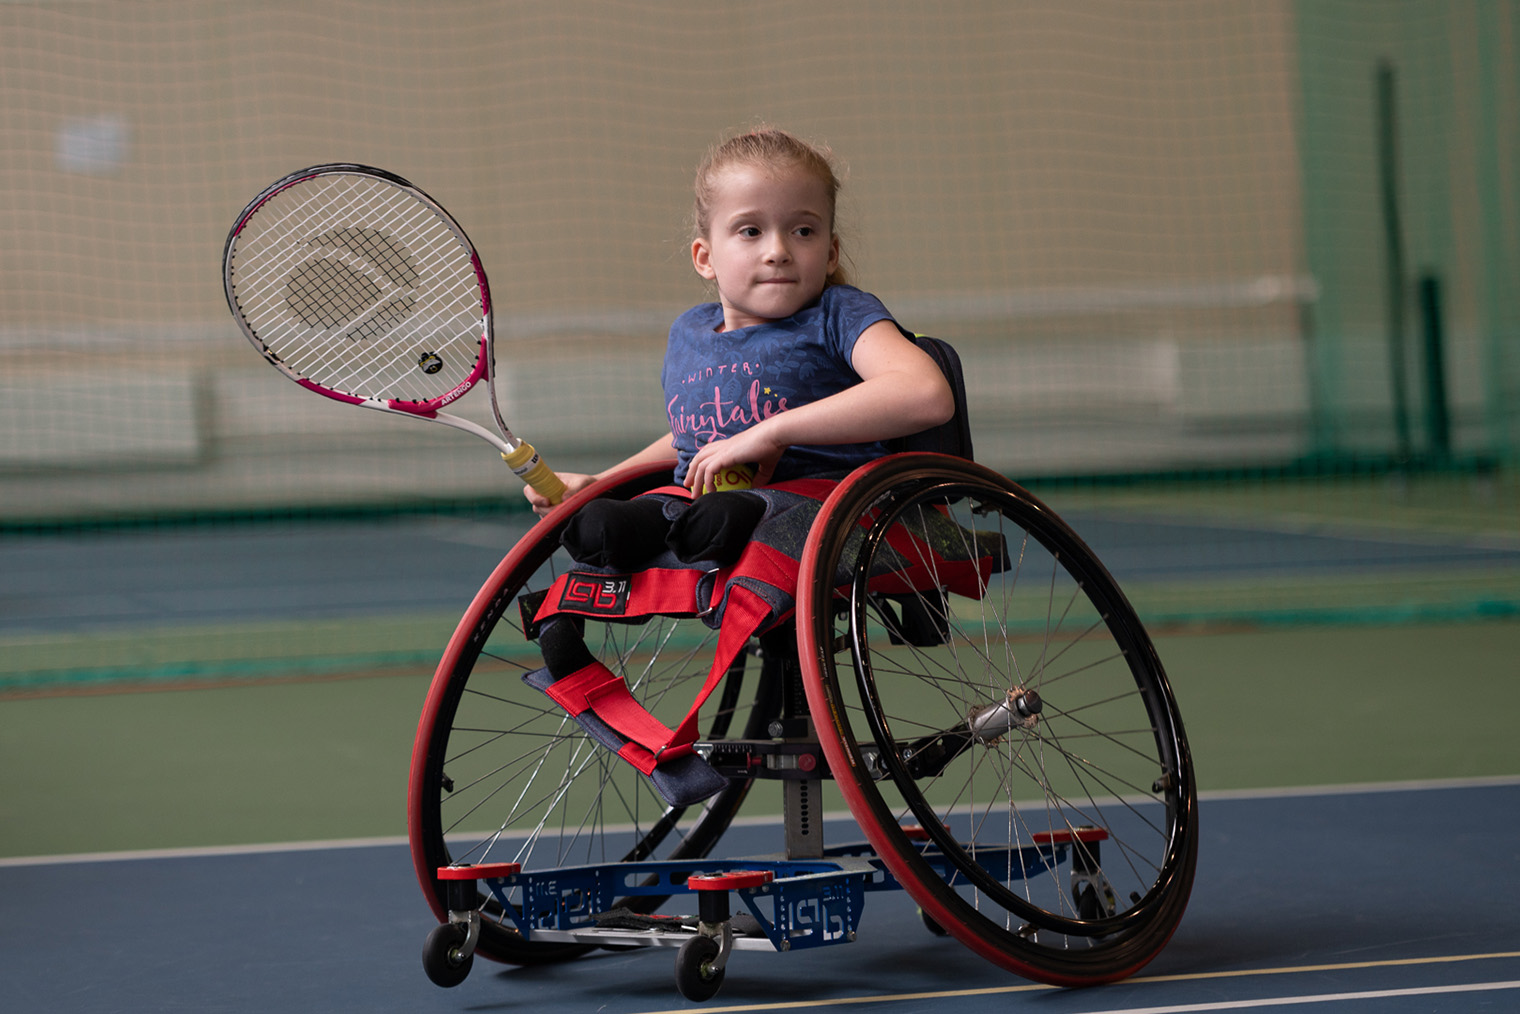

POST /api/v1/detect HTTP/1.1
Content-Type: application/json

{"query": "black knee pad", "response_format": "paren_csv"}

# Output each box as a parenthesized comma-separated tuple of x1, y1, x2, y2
(560, 497, 671, 569)
(666, 491, 767, 566)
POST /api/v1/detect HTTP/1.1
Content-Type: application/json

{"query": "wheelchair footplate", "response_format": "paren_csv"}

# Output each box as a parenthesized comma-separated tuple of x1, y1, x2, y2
(428, 824, 1114, 999)
(440, 855, 872, 953)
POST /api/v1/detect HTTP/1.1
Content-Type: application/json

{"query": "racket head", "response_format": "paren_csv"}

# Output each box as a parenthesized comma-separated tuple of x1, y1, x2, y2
(223, 164, 492, 415)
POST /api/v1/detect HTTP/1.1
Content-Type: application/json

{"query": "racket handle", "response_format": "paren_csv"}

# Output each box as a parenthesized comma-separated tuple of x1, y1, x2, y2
(502, 441, 567, 505)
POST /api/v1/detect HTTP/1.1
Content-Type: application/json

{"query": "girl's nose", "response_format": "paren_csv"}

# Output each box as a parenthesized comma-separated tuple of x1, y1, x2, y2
(763, 233, 791, 263)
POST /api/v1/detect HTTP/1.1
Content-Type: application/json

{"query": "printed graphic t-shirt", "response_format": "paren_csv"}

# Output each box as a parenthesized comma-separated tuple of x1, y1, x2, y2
(662, 285, 895, 484)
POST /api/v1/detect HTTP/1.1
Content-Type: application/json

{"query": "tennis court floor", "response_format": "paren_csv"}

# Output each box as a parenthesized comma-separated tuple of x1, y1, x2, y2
(4, 779, 1518, 1014)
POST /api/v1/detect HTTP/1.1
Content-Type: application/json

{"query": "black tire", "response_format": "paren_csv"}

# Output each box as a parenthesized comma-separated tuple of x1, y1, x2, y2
(422, 923, 474, 988)
(408, 464, 777, 966)
(674, 934, 725, 1002)
(797, 455, 1197, 986)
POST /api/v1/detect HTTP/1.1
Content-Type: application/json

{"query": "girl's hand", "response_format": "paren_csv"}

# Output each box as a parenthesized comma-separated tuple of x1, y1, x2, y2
(686, 427, 784, 494)
(524, 471, 598, 516)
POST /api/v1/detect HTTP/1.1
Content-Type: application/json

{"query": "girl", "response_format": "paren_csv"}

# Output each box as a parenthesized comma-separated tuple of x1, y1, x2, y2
(527, 128, 954, 567)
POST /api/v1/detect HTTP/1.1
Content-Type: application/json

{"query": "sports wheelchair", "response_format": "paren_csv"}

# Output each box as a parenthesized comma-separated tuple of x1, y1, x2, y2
(407, 338, 1197, 1000)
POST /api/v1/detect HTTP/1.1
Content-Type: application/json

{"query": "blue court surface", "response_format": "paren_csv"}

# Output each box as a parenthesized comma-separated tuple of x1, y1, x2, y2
(4, 780, 1519, 1013)
(7, 508, 1520, 633)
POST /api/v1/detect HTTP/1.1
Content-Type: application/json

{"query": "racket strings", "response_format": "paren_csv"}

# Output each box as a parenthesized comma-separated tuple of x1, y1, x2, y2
(229, 173, 486, 406)
(285, 226, 419, 335)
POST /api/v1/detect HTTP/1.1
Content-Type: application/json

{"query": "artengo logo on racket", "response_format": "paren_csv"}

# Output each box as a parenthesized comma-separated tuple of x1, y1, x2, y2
(285, 226, 420, 341)
(558, 573, 631, 616)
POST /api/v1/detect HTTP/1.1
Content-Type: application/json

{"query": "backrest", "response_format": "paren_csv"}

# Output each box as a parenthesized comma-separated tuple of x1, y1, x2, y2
(886, 331, 974, 460)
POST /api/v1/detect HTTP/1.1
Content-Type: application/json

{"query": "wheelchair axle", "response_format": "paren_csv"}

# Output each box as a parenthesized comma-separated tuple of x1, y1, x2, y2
(968, 688, 1042, 742)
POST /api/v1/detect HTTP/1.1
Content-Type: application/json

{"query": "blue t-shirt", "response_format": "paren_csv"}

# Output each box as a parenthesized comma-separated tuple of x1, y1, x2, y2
(662, 284, 895, 484)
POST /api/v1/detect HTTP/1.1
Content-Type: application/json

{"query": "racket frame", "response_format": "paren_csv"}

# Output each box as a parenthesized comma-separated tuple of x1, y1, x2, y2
(223, 164, 562, 499)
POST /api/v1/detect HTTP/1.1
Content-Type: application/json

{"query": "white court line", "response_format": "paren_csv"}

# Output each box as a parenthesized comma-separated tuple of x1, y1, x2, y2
(0, 834, 409, 868)
(627, 953, 1520, 1014)
(626, 966, 1520, 1014)
(4, 774, 1520, 868)
(1057, 979, 1520, 1014)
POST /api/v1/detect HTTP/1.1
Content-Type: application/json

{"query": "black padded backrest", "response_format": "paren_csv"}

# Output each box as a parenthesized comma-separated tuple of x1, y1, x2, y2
(886, 332, 974, 460)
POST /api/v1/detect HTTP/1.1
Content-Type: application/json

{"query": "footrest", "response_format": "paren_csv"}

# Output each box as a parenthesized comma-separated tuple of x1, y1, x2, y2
(437, 863, 522, 881)
(480, 858, 868, 953)
(688, 870, 775, 891)
(435, 864, 523, 924)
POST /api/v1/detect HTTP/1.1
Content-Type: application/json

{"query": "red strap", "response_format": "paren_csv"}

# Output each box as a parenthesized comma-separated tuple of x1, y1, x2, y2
(639, 484, 693, 499)
(865, 506, 997, 599)
(534, 568, 704, 627)
(767, 477, 840, 499)
(542, 662, 681, 774)
(529, 478, 842, 771)
(539, 662, 622, 716)
(639, 477, 837, 500)
(617, 742, 659, 775)
(669, 582, 776, 750)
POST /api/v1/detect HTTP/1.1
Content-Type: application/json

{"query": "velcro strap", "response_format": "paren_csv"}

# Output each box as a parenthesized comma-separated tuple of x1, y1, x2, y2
(539, 662, 622, 716)
(616, 742, 659, 775)
(542, 662, 684, 770)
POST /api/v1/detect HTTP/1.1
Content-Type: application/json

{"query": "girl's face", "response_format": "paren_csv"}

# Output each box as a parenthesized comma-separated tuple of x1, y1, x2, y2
(691, 164, 840, 332)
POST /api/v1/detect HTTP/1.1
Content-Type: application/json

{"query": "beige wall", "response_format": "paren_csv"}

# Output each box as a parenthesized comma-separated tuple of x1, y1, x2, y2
(1, 0, 1304, 340)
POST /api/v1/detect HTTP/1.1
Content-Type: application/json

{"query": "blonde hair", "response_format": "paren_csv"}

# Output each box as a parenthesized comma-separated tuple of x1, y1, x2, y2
(693, 127, 851, 288)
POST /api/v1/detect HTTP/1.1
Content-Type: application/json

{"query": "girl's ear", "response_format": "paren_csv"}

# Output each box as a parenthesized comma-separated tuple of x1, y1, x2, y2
(691, 237, 717, 280)
(827, 234, 840, 277)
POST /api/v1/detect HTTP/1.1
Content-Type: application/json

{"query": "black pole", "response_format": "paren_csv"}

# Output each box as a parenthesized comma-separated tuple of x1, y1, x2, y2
(1417, 272, 1452, 460)
(1376, 59, 1412, 465)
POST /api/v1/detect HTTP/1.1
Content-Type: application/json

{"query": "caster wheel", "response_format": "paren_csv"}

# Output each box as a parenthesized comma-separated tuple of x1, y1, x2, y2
(1076, 885, 1103, 921)
(918, 907, 948, 936)
(422, 923, 474, 988)
(1075, 881, 1119, 921)
(674, 934, 725, 1002)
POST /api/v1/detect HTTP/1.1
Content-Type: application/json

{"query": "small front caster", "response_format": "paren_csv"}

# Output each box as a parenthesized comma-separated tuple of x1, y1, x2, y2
(674, 934, 724, 1001)
(424, 862, 517, 988)
(675, 869, 773, 1002)
(422, 922, 474, 988)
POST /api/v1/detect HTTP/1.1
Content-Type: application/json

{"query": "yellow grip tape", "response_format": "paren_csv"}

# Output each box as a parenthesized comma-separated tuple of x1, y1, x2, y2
(501, 441, 566, 504)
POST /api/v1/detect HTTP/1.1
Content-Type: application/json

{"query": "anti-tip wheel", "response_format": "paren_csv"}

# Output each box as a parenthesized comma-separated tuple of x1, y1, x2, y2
(422, 923, 474, 988)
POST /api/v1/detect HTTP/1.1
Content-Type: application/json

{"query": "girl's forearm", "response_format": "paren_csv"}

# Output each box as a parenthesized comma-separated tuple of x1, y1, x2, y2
(761, 370, 954, 448)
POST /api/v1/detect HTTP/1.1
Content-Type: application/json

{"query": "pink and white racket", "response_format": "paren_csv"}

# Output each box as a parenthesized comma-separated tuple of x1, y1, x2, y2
(222, 163, 566, 504)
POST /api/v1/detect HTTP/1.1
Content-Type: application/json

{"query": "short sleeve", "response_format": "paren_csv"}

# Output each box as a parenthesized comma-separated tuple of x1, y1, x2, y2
(817, 285, 894, 364)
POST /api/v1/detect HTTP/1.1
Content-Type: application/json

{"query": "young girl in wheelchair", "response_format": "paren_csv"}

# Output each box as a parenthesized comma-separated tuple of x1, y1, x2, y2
(524, 127, 955, 568)
(520, 129, 957, 806)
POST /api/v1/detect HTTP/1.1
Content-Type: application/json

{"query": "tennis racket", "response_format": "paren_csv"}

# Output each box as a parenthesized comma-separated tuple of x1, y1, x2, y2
(222, 163, 566, 504)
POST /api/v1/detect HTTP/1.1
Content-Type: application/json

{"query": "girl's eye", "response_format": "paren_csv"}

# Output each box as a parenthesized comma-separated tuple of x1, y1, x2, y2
(795, 226, 814, 237)
(739, 226, 761, 238)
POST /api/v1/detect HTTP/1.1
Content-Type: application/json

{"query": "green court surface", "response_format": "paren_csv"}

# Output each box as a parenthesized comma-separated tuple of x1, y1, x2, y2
(3, 618, 1517, 860)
